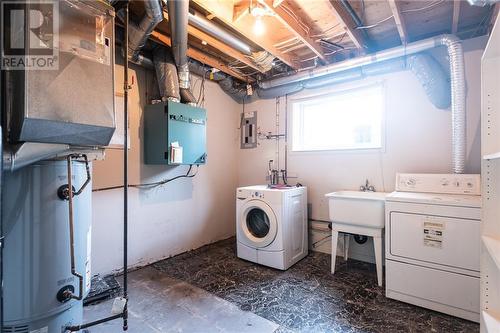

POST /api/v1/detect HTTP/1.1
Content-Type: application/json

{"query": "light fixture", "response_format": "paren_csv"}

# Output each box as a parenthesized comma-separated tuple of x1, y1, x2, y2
(253, 16, 265, 36)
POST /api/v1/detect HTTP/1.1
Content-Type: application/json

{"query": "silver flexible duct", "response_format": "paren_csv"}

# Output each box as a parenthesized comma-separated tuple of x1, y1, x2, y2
(167, 0, 196, 105)
(259, 34, 466, 173)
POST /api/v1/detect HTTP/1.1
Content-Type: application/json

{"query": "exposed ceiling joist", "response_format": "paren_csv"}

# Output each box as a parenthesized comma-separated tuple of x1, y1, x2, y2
(452, 1, 461, 34)
(388, 0, 408, 44)
(162, 11, 265, 74)
(233, 0, 250, 22)
(192, 0, 300, 69)
(259, 0, 327, 62)
(150, 30, 251, 82)
(327, 0, 369, 50)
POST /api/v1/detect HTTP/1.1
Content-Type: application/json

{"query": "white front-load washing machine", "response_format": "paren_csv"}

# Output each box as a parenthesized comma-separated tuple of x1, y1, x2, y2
(236, 185, 308, 270)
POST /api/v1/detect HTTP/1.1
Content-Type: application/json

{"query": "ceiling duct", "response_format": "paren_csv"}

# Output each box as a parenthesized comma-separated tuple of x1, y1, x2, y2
(188, 10, 274, 72)
(188, 11, 252, 55)
(258, 34, 465, 174)
(167, 0, 197, 105)
(118, 0, 163, 62)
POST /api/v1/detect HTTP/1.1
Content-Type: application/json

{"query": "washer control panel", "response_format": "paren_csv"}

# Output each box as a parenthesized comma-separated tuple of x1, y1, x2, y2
(395, 173, 481, 195)
(251, 191, 265, 199)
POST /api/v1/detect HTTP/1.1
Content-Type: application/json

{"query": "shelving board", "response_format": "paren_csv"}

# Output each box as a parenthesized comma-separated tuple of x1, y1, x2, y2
(483, 236, 500, 271)
(482, 310, 500, 333)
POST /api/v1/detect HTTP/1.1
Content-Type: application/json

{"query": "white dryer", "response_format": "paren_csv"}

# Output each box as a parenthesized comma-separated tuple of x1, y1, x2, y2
(236, 185, 308, 270)
(385, 173, 481, 322)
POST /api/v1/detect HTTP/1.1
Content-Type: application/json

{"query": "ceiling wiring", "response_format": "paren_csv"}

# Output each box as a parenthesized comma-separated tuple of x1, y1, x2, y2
(401, 0, 445, 14)
(279, 3, 311, 34)
(273, 37, 299, 47)
(356, 14, 394, 30)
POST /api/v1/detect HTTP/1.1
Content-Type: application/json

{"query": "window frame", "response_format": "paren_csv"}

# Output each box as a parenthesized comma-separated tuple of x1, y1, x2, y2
(289, 82, 387, 154)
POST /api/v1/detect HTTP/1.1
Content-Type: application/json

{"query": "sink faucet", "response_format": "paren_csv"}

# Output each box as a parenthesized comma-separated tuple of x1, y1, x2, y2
(360, 179, 376, 192)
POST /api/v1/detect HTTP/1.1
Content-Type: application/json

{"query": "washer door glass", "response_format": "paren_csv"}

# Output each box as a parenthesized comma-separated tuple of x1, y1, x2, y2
(246, 208, 270, 238)
(239, 200, 278, 248)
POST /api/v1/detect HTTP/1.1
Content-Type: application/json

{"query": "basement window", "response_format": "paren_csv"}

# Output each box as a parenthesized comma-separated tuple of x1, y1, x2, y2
(291, 84, 384, 152)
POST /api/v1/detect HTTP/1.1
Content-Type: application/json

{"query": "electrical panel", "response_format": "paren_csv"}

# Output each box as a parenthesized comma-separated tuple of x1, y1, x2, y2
(144, 101, 207, 165)
(240, 111, 257, 149)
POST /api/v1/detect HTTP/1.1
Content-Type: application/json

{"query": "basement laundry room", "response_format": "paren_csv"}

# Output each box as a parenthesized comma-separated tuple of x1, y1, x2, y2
(1, 0, 500, 332)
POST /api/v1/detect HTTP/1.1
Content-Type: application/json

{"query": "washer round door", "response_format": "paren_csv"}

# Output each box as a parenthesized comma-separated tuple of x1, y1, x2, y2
(239, 200, 278, 248)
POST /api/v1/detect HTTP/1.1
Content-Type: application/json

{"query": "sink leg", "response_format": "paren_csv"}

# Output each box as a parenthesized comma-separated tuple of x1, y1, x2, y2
(373, 235, 383, 287)
(331, 230, 339, 274)
(343, 233, 349, 261)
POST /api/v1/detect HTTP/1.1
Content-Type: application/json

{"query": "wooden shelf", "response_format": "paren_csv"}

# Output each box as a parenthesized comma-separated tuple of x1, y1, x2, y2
(483, 236, 500, 271)
(484, 152, 500, 160)
(482, 311, 500, 333)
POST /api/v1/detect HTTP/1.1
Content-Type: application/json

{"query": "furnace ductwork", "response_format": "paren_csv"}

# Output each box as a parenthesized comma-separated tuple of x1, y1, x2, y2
(167, 0, 197, 105)
(153, 47, 180, 102)
(119, 0, 163, 63)
(256, 34, 466, 173)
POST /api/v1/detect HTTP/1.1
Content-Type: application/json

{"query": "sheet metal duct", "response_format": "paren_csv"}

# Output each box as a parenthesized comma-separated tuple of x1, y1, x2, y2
(188, 11, 252, 56)
(259, 34, 466, 173)
(167, 0, 196, 105)
(5, 0, 115, 147)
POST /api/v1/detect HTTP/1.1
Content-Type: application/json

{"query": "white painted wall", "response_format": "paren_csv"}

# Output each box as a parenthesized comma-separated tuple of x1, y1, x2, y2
(91, 61, 240, 275)
(238, 37, 486, 262)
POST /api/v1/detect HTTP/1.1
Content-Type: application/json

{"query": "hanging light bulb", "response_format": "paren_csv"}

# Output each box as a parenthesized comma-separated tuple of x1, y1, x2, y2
(253, 16, 265, 36)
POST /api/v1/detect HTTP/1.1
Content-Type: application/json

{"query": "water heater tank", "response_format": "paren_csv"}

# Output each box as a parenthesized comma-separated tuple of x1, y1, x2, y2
(3, 160, 92, 332)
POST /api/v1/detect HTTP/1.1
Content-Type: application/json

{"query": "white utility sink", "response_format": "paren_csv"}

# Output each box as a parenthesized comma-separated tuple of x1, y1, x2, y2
(325, 191, 389, 228)
(325, 190, 389, 286)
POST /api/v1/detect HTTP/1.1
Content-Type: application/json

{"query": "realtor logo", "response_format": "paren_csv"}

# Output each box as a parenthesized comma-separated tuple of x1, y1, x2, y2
(1, 0, 59, 70)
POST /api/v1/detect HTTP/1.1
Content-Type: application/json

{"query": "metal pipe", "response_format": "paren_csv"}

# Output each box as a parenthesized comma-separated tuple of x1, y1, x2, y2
(0, 126, 3, 333)
(188, 11, 252, 55)
(66, 155, 83, 301)
(338, 0, 371, 49)
(168, 0, 196, 104)
(259, 34, 466, 173)
(123, 3, 129, 330)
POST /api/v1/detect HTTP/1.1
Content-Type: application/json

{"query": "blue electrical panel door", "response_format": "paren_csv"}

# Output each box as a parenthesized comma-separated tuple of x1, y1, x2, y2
(144, 101, 207, 165)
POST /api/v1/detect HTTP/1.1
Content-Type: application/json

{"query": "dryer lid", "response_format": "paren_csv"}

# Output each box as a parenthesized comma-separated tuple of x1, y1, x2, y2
(386, 191, 481, 208)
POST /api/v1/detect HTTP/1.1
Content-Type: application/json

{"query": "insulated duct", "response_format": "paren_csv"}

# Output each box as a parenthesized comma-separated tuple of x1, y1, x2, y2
(167, 0, 196, 105)
(258, 34, 466, 173)
(120, 0, 163, 62)
(153, 47, 180, 102)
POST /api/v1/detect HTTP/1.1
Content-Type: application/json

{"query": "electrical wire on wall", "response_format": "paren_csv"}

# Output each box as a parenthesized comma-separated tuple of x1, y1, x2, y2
(92, 165, 199, 192)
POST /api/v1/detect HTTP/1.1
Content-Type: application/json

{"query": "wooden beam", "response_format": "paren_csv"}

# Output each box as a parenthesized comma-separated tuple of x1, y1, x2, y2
(260, 0, 327, 62)
(192, 0, 300, 69)
(327, 0, 369, 50)
(452, 0, 461, 34)
(150, 30, 251, 82)
(162, 11, 265, 73)
(233, 0, 250, 22)
(387, 0, 407, 44)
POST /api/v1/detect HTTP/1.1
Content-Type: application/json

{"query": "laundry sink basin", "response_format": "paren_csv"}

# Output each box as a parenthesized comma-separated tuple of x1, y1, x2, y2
(325, 191, 389, 228)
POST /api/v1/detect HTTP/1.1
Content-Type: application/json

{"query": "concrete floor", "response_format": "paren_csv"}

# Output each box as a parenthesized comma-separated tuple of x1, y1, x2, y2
(85, 238, 479, 332)
(84, 267, 278, 332)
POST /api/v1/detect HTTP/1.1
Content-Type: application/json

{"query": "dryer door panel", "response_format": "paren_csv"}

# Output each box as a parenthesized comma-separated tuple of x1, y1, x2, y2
(390, 212, 480, 271)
